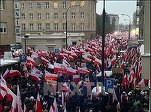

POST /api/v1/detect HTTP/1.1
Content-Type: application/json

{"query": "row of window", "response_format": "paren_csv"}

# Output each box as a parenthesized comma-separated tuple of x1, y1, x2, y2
(0, 22, 7, 34)
(21, 23, 85, 31)
(20, 1, 85, 9)
(21, 12, 85, 20)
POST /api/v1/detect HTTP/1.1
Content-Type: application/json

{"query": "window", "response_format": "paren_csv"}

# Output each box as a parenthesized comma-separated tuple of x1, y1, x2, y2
(29, 23, 34, 31)
(46, 23, 50, 31)
(63, 12, 66, 19)
(0, 0, 5, 10)
(54, 23, 58, 31)
(29, 2, 32, 9)
(62, 23, 66, 31)
(46, 13, 49, 19)
(29, 13, 33, 19)
(21, 13, 25, 19)
(80, 23, 84, 30)
(37, 13, 41, 19)
(21, 23, 26, 31)
(54, 2, 58, 8)
(62, 1, 66, 8)
(45, 2, 49, 8)
(71, 12, 76, 18)
(54, 13, 58, 19)
(80, 1, 85, 7)
(48, 47, 54, 52)
(71, 23, 75, 30)
(38, 23, 42, 31)
(81, 12, 84, 18)
(72, 42, 77, 45)
(71, 1, 76, 6)
(0, 22, 7, 34)
(20, 3, 25, 9)
(37, 2, 41, 9)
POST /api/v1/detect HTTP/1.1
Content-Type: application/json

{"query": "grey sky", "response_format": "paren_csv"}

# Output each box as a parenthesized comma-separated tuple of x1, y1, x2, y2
(96, 0, 137, 24)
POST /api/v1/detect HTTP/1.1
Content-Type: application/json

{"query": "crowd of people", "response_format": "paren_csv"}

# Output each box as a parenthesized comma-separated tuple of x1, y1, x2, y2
(0, 33, 149, 112)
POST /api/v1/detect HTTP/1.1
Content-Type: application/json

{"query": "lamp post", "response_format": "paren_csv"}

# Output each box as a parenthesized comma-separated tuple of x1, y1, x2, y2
(121, 14, 131, 41)
(24, 34, 29, 54)
(66, 5, 80, 49)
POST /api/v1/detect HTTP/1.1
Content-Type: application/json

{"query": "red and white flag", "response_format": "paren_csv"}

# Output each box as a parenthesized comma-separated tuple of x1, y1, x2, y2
(49, 98, 58, 112)
(31, 67, 43, 77)
(66, 67, 77, 76)
(41, 56, 49, 64)
(36, 93, 42, 112)
(16, 85, 23, 112)
(73, 75, 80, 83)
(3, 70, 21, 79)
(24, 104, 28, 112)
(45, 71, 58, 81)
(26, 56, 36, 69)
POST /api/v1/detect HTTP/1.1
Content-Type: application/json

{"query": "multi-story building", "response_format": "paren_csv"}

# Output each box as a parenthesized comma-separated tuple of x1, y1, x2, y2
(137, 0, 150, 110)
(19, 0, 96, 39)
(108, 14, 119, 32)
(0, 0, 16, 53)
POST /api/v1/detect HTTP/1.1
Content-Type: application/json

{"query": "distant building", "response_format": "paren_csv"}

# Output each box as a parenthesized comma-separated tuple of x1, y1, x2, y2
(107, 14, 119, 31)
(19, 0, 96, 39)
(0, 0, 16, 51)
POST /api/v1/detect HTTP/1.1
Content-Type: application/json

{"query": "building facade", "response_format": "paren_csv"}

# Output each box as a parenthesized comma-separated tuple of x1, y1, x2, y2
(108, 14, 119, 32)
(137, 0, 150, 110)
(19, 0, 96, 39)
(0, 0, 16, 52)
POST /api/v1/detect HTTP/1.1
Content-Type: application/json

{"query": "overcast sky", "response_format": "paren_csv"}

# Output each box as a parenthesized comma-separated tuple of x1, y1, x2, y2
(96, 0, 137, 24)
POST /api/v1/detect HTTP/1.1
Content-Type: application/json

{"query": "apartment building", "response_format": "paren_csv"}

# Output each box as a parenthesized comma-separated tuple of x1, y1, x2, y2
(19, 0, 96, 39)
(108, 14, 119, 32)
(0, 0, 15, 52)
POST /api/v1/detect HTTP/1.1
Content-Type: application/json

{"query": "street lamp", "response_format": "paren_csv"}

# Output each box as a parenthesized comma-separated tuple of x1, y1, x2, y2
(65, 5, 80, 49)
(101, 0, 106, 86)
(24, 34, 29, 54)
(121, 14, 132, 41)
(124, 19, 131, 41)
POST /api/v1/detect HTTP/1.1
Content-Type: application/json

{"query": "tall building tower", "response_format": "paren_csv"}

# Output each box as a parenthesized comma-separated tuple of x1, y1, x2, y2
(0, 0, 16, 52)
(19, 0, 96, 39)
(108, 14, 119, 32)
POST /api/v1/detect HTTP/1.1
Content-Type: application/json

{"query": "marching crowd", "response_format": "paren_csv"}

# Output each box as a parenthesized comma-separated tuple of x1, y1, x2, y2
(0, 33, 149, 112)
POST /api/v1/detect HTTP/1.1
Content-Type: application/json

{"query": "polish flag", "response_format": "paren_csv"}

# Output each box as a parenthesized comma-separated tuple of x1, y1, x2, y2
(26, 56, 36, 69)
(23, 65, 29, 78)
(138, 79, 148, 89)
(73, 75, 80, 83)
(24, 104, 28, 112)
(49, 98, 58, 112)
(78, 67, 90, 75)
(61, 82, 70, 92)
(71, 52, 78, 58)
(62, 59, 70, 68)
(36, 93, 42, 112)
(16, 85, 23, 112)
(66, 67, 77, 76)
(41, 56, 49, 64)
(45, 71, 58, 81)
(0, 86, 7, 101)
(93, 58, 102, 65)
(31, 67, 43, 77)
(30, 75, 41, 82)
(54, 62, 62, 73)
(31, 51, 39, 59)
(47, 63, 54, 69)
(2, 69, 9, 79)
(3, 70, 21, 79)
(0, 82, 17, 112)
(83, 57, 91, 63)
